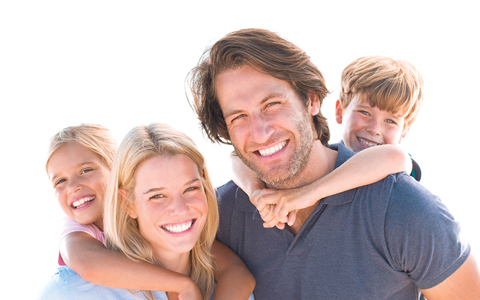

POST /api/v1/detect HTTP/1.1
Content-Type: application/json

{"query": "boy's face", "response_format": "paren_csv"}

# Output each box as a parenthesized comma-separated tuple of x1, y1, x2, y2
(335, 95, 409, 152)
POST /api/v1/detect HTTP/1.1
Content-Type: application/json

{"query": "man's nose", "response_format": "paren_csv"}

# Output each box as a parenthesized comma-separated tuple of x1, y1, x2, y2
(249, 114, 274, 144)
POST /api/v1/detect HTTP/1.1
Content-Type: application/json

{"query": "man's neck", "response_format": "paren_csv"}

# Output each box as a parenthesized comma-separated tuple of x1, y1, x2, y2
(266, 140, 338, 235)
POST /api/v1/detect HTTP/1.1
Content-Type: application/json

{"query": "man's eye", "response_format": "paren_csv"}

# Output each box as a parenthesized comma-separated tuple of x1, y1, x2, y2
(231, 114, 246, 123)
(266, 101, 280, 108)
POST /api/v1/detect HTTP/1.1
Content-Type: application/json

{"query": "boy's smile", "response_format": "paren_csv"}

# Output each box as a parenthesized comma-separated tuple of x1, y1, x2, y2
(335, 95, 409, 152)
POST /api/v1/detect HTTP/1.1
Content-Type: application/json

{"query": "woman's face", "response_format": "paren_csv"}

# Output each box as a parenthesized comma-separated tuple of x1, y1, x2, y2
(129, 154, 208, 259)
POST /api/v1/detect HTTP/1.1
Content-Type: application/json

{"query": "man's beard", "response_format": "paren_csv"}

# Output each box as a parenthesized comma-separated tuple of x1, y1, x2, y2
(234, 119, 315, 189)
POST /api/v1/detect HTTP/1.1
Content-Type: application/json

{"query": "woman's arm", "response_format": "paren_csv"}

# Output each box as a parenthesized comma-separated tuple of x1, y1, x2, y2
(251, 145, 412, 228)
(61, 232, 202, 299)
(211, 240, 255, 300)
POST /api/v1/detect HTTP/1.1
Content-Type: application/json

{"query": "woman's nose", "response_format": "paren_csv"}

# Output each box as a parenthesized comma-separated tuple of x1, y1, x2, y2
(168, 195, 189, 216)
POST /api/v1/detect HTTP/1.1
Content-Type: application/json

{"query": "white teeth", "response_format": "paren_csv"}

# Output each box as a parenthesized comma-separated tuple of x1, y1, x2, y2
(359, 138, 381, 148)
(162, 221, 193, 233)
(258, 141, 287, 157)
(72, 196, 95, 208)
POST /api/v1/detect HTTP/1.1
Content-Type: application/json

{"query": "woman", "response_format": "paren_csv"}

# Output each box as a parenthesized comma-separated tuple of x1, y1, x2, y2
(104, 122, 221, 299)
(38, 123, 254, 300)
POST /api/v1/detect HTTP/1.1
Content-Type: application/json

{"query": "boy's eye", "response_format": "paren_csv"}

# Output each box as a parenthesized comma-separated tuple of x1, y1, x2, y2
(386, 119, 397, 125)
(359, 110, 370, 116)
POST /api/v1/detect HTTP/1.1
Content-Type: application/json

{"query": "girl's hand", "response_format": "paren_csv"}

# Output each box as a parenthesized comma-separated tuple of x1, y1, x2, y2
(167, 278, 201, 300)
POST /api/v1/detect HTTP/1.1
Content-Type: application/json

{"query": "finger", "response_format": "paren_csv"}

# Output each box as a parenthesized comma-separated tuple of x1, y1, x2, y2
(256, 192, 276, 212)
(287, 210, 297, 226)
(275, 222, 285, 230)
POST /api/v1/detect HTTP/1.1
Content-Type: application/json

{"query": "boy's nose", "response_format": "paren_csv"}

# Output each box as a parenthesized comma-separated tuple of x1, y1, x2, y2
(366, 118, 381, 135)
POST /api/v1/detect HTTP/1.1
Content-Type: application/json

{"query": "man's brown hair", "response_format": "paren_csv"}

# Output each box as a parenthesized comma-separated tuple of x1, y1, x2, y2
(187, 28, 330, 146)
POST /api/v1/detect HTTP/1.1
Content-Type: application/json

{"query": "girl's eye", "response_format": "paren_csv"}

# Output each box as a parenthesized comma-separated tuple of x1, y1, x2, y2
(81, 168, 94, 175)
(54, 178, 66, 187)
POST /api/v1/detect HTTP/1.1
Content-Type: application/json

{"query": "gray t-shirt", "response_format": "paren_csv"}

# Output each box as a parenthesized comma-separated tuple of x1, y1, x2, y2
(216, 143, 470, 299)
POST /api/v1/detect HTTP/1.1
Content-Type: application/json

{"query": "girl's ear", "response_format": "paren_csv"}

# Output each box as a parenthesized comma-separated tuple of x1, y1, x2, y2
(119, 187, 137, 219)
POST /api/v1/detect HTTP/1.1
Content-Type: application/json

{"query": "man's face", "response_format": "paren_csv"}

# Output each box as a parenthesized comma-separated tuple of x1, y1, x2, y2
(335, 95, 409, 152)
(215, 65, 320, 188)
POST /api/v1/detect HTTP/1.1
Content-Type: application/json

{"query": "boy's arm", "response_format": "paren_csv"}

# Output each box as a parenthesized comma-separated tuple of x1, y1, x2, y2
(61, 231, 201, 299)
(212, 240, 255, 300)
(258, 145, 412, 227)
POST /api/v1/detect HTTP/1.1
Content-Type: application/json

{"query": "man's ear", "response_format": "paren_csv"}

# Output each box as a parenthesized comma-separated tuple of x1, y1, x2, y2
(119, 187, 137, 219)
(307, 93, 321, 116)
(335, 99, 344, 124)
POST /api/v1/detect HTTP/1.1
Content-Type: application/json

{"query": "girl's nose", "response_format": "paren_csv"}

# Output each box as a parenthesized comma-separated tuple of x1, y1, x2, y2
(67, 178, 82, 194)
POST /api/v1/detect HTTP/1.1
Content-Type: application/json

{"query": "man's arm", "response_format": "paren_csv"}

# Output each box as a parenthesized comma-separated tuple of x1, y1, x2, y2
(421, 254, 480, 299)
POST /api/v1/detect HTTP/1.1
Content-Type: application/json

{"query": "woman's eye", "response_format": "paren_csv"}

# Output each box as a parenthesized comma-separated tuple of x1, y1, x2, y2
(150, 194, 165, 200)
(185, 186, 199, 193)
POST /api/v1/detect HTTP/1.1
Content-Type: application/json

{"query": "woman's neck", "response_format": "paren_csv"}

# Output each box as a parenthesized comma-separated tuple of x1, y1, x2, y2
(153, 251, 191, 276)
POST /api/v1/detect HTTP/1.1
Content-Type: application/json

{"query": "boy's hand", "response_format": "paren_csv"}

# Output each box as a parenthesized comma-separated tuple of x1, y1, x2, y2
(255, 185, 318, 229)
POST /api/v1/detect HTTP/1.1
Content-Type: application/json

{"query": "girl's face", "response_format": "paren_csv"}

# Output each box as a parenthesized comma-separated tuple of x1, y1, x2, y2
(47, 142, 110, 230)
(128, 154, 208, 262)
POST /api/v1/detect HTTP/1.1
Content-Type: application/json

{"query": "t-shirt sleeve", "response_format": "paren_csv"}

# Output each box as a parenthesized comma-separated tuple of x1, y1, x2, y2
(384, 174, 470, 289)
(410, 156, 422, 182)
(58, 217, 106, 266)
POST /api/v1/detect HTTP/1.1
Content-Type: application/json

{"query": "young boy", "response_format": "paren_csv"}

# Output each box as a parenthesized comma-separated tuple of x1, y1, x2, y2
(335, 55, 424, 180)
(232, 55, 425, 228)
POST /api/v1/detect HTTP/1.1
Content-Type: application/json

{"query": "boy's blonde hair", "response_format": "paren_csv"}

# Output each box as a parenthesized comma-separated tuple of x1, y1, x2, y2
(339, 56, 424, 128)
(104, 123, 218, 300)
(46, 124, 118, 171)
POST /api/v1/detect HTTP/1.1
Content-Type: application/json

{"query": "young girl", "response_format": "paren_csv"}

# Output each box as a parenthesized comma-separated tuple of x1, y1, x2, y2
(41, 124, 254, 300)
(231, 144, 412, 229)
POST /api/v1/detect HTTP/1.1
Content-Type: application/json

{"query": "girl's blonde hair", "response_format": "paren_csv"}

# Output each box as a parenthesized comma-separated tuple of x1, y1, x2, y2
(46, 124, 118, 171)
(104, 123, 218, 300)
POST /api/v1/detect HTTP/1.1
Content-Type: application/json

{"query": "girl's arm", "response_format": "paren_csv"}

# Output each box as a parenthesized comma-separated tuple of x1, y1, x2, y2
(61, 232, 202, 299)
(211, 240, 255, 300)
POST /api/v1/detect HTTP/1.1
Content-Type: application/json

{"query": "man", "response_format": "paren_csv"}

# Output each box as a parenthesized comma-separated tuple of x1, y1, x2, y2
(188, 28, 480, 299)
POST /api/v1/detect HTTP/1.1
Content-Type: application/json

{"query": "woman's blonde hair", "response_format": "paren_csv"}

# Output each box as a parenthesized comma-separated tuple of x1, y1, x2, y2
(104, 123, 218, 300)
(46, 124, 118, 171)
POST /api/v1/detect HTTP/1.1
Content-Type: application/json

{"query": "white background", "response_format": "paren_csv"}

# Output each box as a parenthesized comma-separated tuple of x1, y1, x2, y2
(1, 1, 479, 297)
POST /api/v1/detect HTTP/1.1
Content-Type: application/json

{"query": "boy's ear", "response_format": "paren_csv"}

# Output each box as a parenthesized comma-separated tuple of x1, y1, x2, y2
(119, 187, 137, 219)
(335, 100, 344, 124)
(398, 125, 410, 144)
(307, 93, 321, 116)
